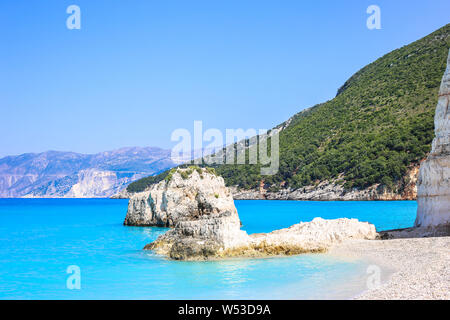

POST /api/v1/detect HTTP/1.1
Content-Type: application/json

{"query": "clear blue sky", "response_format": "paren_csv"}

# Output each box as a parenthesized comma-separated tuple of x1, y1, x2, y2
(0, 0, 449, 157)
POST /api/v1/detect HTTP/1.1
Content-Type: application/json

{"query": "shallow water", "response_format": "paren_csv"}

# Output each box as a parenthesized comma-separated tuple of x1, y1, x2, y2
(0, 199, 416, 299)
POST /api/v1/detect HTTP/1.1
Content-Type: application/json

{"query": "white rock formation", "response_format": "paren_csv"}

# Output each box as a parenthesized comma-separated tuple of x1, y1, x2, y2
(147, 216, 377, 260)
(249, 217, 377, 252)
(124, 167, 237, 227)
(64, 169, 119, 198)
(110, 188, 133, 199)
(131, 168, 377, 260)
(146, 210, 251, 260)
(415, 49, 450, 227)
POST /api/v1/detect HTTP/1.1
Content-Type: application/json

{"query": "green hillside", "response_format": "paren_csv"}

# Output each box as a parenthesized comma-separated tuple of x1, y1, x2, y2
(128, 24, 450, 194)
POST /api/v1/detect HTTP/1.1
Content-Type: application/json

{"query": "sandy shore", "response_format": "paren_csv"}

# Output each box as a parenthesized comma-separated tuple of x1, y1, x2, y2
(329, 228, 450, 299)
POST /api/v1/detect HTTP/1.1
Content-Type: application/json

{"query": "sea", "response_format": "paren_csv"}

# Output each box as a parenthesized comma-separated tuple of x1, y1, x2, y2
(0, 198, 417, 299)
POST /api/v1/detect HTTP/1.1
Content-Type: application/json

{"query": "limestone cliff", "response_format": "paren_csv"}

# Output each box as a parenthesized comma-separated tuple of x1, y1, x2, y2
(124, 168, 237, 227)
(415, 49, 450, 227)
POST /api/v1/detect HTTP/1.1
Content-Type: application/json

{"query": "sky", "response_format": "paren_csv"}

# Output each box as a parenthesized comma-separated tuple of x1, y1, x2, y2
(0, 0, 449, 157)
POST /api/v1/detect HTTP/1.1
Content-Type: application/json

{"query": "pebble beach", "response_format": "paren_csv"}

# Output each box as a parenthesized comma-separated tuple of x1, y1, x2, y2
(329, 232, 450, 300)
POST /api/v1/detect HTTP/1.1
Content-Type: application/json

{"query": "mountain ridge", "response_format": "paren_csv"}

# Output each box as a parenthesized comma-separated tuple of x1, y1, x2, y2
(0, 147, 175, 198)
(128, 24, 450, 200)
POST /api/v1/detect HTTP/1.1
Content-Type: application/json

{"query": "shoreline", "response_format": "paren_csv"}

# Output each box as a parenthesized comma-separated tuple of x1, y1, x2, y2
(6, 197, 420, 201)
(328, 234, 450, 299)
(231, 195, 417, 202)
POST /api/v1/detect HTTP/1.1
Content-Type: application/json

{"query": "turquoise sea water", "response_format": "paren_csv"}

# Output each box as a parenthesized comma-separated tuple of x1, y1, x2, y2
(0, 199, 417, 299)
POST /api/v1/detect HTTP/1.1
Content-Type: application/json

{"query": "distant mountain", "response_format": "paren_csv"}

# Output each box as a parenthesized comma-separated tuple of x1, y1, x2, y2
(0, 147, 176, 198)
(128, 24, 450, 201)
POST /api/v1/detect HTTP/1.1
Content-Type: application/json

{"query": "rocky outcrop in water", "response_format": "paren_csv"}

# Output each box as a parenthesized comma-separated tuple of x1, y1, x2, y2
(145, 210, 250, 260)
(135, 168, 377, 260)
(415, 49, 450, 227)
(146, 217, 377, 260)
(124, 167, 237, 227)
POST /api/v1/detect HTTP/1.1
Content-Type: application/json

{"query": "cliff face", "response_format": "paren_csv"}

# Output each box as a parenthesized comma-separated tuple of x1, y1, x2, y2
(24, 169, 139, 198)
(232, 165, 420, 201)
(415, 49, 450, 227)
(124, 168, 237, 227)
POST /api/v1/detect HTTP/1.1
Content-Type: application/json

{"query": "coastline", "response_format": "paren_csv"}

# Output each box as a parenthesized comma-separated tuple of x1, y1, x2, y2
(328, 234, 450, 300)
(111, 164, 420, 201)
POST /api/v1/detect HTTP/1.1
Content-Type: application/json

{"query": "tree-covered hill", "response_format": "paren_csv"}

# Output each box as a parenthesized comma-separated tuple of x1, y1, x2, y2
(127, 24, 450, 194)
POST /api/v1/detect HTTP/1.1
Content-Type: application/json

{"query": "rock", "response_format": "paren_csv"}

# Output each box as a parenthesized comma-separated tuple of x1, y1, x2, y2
(379, 224, 450, 239)
(247, 217, 377, 253)
(415, 49, 450, 227)
(146, 216, 377, 260)
(146, 210, 250, 260)
(231, 164, 419, 201)
(139, 169, 377, 260)
(123, 190, 153, 225)
(124, 167, 237, 227)
(110, 188, 132, 199)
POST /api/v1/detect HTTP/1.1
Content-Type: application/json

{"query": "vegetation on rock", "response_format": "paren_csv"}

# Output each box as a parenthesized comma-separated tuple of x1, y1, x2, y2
(127, 165, 216, 192)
